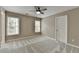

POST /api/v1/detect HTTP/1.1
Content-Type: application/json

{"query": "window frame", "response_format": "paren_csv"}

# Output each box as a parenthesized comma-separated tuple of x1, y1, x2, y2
(6, 16, 20, 36)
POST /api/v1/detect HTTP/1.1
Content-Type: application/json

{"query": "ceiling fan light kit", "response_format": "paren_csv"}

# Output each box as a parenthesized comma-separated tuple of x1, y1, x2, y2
(36, 11, 40, 14)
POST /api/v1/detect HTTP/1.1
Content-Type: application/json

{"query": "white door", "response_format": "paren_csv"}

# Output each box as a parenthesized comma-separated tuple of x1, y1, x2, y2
(55, 15, 67, 43)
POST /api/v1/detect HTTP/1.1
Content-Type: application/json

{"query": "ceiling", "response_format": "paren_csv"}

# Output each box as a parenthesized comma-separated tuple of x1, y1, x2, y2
(2, 6, 79, 18)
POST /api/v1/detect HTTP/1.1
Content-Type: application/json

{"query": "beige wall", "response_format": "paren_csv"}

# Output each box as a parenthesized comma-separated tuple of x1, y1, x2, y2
(5, 11, 40, 41)
(42, 7, 79, 47)
(42, 16, 55, 39)
(0, 9, 2, 42)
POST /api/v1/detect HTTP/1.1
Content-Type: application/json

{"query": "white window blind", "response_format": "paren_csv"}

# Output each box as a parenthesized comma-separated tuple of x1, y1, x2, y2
(7, 16, 19, 36)
(35, 20, 41, 32)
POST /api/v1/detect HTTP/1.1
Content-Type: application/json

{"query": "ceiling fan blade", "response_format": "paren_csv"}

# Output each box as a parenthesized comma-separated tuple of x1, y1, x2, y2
(40, 11, 44, 14)
(41, 8, 47, 11)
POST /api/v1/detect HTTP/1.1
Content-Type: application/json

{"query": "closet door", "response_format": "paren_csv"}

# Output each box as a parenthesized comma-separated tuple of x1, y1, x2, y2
(55, 15, 67, 43)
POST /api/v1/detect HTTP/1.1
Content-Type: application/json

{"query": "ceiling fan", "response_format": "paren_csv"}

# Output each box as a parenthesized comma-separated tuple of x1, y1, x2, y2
(34, 6, 47, 14)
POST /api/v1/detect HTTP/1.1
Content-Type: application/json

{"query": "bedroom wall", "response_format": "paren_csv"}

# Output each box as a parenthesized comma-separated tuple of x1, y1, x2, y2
(0, 9, 2, 42)
(0, 8, 6, 43)
(42, 16, 55, 39)
(5, 11, 40, 41)
(42, 7, 79, 47)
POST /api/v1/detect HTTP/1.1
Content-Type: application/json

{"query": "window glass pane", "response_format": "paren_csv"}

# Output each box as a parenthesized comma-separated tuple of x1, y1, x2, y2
(7, 17, 19, 35)
(35, 20, 41, 32)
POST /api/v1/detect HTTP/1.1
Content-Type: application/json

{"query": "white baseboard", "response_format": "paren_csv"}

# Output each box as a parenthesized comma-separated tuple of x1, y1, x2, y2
(47, 36, 79, 49)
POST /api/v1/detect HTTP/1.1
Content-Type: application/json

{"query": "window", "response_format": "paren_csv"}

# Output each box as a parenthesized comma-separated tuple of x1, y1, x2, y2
(35, 20, 41, 32)
(7, 16, 20, 36)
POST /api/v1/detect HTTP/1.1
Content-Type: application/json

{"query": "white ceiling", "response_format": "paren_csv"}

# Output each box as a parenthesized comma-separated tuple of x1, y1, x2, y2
(2, 6, 79, 18)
